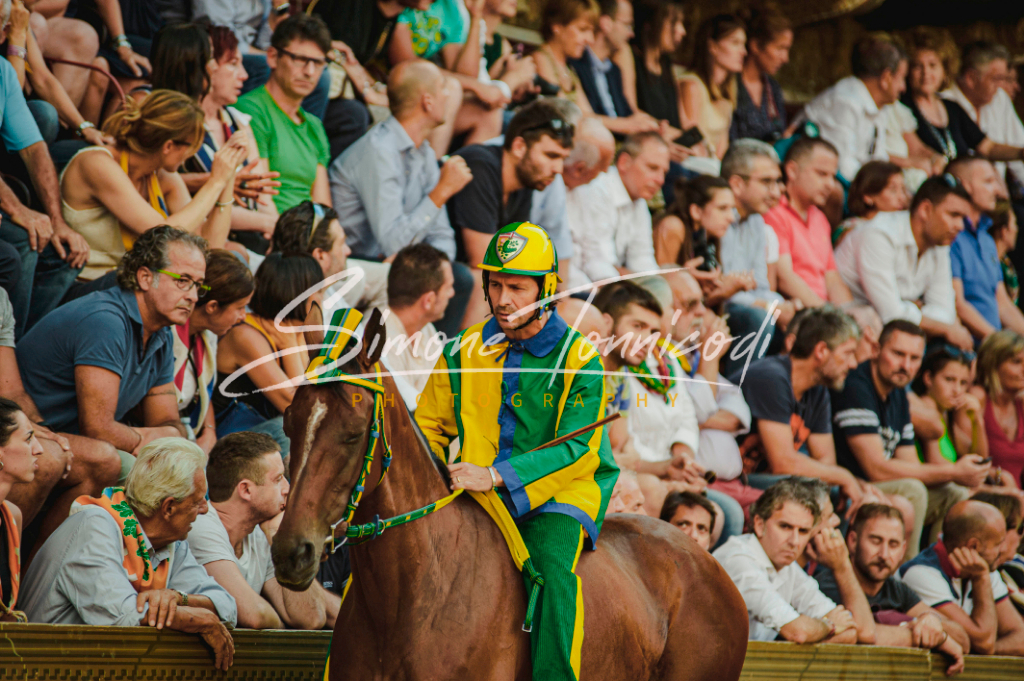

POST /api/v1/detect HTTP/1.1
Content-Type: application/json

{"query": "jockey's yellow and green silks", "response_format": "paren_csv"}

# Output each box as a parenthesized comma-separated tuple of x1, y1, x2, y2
(415, 310, 619, 548)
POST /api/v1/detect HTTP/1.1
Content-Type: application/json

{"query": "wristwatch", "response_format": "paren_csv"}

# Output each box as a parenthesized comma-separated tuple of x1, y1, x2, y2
(274, 2, 291, 16)
(75, 121, 96, 139)
(6, 44, 27, 60)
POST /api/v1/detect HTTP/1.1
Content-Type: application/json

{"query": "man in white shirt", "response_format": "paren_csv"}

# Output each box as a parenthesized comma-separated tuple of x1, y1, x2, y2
(835, 175, 975, 349)
(188, 432, 338, 630)
(379, 244, 456, 409)
(802, 34, 907, 181)
(897, 499, 1024, 656)
(713, 478, 860, 643)
(568, 132, 669, 285)
(563, 117, 617, 288)
(943, 41, 1024, 184)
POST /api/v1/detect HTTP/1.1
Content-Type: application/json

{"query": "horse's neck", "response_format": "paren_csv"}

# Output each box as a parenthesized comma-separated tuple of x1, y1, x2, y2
(349, 379, 469, 620)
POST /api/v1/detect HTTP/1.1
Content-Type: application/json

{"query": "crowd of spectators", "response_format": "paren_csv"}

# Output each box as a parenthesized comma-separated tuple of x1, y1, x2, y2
(5, 0, 1024, 671)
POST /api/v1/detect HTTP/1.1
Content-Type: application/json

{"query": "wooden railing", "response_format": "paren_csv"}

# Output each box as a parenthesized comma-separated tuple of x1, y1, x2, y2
(2, 624, 1023, 680)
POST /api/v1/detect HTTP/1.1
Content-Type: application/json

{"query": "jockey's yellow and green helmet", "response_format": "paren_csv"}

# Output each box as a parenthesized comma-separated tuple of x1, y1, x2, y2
(478, 222, 561, 309)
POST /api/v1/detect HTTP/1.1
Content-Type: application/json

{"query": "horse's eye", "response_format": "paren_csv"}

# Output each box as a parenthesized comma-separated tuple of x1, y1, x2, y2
(342, 434, 362, 445)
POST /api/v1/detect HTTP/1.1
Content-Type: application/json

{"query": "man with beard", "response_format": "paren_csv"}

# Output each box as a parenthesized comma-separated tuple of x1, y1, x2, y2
(834, 175, 974, 350)
(735, 306, 867, 503)
(188, 432, 336, 630)
(814, 504, 969, 673)
(830, 320, 980, 559)
(448, 100, 574, 325)
(417, 222, 618, 681)
(899, 500, 1024, 656)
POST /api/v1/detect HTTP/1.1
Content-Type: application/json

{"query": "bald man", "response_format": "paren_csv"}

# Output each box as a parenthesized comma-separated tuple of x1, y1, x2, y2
(946, 158, 1024, 341)
(898, 500, 1024, 656)
(330, 59, 476, 335)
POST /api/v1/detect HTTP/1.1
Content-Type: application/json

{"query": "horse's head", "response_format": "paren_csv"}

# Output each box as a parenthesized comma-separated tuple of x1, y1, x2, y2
(272, 308, 387, 590)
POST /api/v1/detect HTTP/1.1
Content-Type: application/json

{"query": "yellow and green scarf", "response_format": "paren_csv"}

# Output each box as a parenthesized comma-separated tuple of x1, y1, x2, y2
(73, 487, 169, 592)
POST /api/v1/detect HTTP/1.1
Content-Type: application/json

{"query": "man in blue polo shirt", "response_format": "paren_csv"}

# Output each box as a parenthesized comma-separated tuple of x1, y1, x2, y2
(898, 499, 1024, 656)
(16, 227, 204, 458)
(947, 158, 1024, 343)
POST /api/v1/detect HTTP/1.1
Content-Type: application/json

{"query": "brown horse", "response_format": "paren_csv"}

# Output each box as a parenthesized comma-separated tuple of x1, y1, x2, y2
(272, 310, 749, 680)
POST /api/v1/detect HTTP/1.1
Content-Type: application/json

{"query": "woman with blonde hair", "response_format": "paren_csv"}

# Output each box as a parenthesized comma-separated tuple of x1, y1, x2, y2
(58, 89, 248, 299)
(972, 330, 1024, 488)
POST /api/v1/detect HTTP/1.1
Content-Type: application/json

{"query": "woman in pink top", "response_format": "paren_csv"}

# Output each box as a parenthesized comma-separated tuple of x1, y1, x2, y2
(972, 330, 1024, 488)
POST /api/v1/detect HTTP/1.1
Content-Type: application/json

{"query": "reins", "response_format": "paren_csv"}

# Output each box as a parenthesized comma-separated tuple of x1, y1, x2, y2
(304, 309, 462, 552)
(325, 363, 465, 549)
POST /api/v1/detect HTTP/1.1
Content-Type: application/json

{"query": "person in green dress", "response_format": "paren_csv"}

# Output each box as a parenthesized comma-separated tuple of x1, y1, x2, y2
(912, 345, 985, 464)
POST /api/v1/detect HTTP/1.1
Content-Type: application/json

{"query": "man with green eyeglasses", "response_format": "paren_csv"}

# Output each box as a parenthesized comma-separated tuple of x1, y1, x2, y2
(17, 226, 206, 470)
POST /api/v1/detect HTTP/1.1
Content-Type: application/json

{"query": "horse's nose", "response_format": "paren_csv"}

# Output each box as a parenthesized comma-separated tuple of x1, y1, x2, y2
(273, 537, 320, 590)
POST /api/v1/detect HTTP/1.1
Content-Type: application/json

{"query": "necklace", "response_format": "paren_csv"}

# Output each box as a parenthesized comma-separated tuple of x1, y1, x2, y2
(919, 99, 957, 162)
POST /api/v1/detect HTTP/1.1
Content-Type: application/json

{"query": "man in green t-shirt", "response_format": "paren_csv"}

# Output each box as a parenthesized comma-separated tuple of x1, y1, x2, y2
(235, 15, 333, 213)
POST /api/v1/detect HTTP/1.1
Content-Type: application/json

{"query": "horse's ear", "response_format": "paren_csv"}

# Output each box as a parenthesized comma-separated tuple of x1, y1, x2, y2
(303, 300, 325, 351)
(359, 307, 387, 368)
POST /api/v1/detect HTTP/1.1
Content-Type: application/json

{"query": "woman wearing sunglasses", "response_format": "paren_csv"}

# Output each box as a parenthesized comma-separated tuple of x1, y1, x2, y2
(173, 251, 255, 454)
(214, 252, 324, 457)
(973, 331, 1024, 489)
(58, 89, 249, 301)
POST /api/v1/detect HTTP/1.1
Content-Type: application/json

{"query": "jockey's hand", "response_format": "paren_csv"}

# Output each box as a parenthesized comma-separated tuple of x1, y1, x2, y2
(448, 462, 501, 492)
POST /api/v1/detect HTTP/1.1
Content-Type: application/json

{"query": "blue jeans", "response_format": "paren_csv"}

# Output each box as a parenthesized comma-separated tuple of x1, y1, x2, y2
(0, 213, 82, 339)
(27, 100, 59, 144)
(706, 489, 744, 550)
(242, 54, 331, 121)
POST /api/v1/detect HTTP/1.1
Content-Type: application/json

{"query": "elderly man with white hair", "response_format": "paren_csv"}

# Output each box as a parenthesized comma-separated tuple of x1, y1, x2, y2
(19, 439, 236, 671)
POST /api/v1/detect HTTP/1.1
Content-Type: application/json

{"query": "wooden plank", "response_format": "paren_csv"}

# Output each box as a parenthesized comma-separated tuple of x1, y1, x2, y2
(2, 624, 1024, 679)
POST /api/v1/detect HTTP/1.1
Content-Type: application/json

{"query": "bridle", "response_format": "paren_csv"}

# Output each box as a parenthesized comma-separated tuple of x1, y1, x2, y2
(304, 310, 462, 553)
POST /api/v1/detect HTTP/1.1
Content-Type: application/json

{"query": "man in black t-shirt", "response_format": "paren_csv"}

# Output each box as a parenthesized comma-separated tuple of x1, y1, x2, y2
(814, 504, 968, 672)
(830, 320, 979, 559)
(448, 99, 574, 325)
(733, 306, 866, 502)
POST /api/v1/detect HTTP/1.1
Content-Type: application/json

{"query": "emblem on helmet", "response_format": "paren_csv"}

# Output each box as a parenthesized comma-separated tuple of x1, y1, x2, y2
(495, 231, 529, 263)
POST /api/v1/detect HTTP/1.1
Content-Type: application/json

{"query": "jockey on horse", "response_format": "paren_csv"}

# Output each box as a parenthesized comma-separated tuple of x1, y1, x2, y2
(415, 221, 619, 681)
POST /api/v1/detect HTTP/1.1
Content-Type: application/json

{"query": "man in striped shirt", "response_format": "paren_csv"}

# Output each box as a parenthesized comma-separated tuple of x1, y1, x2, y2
(830, 320, 978, 559)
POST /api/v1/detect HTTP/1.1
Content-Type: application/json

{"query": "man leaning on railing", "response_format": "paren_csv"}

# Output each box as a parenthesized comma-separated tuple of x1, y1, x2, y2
(17, 438, 237, 671)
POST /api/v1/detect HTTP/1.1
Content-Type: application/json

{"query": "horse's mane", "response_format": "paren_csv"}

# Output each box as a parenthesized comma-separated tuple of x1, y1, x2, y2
(326, 347, 451, 488)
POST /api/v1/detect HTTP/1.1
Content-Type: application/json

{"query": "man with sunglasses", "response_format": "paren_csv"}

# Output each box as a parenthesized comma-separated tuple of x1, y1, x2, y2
(17, 227, 205, 468)
(448, 99, 575, 326)
(235, 14, 333, 214)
